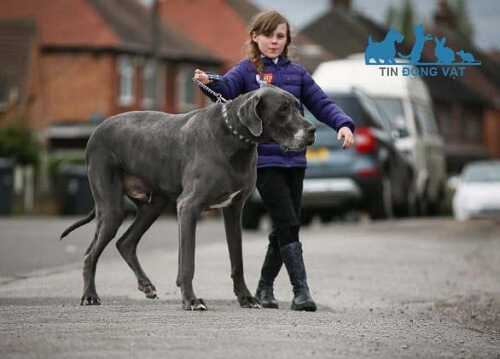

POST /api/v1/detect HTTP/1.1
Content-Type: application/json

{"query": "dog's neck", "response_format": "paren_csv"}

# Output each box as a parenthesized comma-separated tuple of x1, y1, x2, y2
(221, 102, 258, 147)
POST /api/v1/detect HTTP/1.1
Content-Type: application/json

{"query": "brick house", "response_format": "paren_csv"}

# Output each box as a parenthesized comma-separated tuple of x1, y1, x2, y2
(157, 0, 336, 73)
(0, 19, 43, 129)
(301, 0, 500, 172)
(0, 0, 222, 149)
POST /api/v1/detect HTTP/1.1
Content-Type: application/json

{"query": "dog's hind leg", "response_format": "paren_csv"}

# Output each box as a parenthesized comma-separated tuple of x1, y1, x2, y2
(81, 159, 124, 306)
(116, 195, 169, 299)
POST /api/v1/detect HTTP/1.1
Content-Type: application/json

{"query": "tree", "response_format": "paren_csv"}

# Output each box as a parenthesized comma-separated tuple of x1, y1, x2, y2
(385, 0, 416, 41)
(0, 121, 42, 166)
(386, 0, 475, 44)
(452, 0, 474, 43)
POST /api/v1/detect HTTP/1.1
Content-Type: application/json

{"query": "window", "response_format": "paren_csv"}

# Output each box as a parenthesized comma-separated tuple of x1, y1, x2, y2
(464, 108, 482, 143)
(143, 59, 156, 109)
(178, 65, 196, 110)
(117, 56, 135, 106)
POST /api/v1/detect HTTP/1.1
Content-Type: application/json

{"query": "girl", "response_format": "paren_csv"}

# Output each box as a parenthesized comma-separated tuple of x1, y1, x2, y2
(194, 10, 355, 311)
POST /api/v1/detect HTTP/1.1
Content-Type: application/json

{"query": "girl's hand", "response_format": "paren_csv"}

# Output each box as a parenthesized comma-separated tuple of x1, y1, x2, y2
(194, 69, 211, 85)
(337, 127, 355, 149)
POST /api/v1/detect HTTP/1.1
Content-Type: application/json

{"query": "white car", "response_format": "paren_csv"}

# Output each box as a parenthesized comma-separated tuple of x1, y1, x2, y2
(452, 161, 500, 221)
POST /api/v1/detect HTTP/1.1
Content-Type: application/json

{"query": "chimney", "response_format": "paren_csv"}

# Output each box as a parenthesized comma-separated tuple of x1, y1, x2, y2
(331, 0, 351, 10)
(433, 0, 457, 28)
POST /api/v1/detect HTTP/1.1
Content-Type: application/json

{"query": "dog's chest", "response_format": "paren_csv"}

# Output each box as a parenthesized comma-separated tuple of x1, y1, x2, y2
(209, 190, 242, 209)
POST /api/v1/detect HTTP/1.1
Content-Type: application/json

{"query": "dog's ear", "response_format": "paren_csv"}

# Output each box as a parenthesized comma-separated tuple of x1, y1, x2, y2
(237, 93, 263, 137)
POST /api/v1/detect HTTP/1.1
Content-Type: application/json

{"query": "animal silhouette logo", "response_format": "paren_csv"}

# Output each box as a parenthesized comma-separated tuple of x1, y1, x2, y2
(398, 24, 432, 64)
(364, 24, 482, 66)
(365, 27, 404, 64)
(434, 36, 455, 64)
(456, 50, 480, 63)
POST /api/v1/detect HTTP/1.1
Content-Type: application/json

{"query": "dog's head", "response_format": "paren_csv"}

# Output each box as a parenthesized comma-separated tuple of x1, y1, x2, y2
(237, 85, 316, 151)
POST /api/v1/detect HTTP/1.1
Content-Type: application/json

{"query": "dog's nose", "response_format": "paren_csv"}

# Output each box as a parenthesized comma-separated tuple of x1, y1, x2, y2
(307, 126, 316, 146)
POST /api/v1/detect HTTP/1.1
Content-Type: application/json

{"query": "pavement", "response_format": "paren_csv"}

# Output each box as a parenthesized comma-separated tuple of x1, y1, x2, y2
(0, 217, 499, 358)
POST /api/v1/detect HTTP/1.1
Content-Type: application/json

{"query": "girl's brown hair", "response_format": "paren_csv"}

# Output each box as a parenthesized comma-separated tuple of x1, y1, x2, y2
(245, 10, 292, 79)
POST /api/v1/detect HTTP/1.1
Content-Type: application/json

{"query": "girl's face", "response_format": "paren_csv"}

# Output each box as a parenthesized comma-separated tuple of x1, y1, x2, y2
(251, 23, 288, 59)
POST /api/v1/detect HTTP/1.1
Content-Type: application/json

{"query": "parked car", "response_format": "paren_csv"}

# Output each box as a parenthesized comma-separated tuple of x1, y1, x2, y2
(452, 160, 500, 221)
(313, 55, 447, 215)
(242, 90, 415, 229)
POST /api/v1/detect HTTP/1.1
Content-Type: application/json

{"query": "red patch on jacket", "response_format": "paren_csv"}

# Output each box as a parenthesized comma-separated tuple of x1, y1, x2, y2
(262, 73, 273, 84)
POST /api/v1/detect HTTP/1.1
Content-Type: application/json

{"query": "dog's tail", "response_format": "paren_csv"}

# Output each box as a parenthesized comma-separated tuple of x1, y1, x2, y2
(60, 208, 96, 240)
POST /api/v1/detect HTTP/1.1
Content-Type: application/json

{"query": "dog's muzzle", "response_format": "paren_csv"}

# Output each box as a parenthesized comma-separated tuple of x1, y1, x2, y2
(306, 126, 316, 146)
(281, 125, 316, 152)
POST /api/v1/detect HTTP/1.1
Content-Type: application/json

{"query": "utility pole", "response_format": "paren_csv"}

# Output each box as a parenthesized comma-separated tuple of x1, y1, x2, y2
(150, 0, 161, 110)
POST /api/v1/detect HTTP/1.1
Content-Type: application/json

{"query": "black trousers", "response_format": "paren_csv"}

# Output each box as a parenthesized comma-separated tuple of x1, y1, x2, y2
(256, 167, 305, 248)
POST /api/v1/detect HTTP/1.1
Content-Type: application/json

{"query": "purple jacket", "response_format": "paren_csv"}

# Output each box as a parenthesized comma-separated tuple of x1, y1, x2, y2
(208, 56, 355, 168)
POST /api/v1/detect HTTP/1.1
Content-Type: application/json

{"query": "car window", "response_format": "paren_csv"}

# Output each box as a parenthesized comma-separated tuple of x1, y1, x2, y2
(412, 102, 440, 136)
(463, 163, 500, 183)
(373, 98, 408, 137)
(304, 110, 329, 129)
(329, 95, 374, 127)
(306, 94, 400, 132)
(352, 89, 390, 131)
(305, 95, 373, 130)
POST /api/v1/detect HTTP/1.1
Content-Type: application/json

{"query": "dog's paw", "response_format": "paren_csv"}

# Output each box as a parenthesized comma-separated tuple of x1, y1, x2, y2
(138, 283, 158, 299)
(183, 298, 207, 311)
(239, 295, 261, 309)
(81, 294, 101, 306)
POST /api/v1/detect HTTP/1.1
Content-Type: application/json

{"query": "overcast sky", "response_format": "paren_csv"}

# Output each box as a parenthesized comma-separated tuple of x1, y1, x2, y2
(249, 0, 500, 51)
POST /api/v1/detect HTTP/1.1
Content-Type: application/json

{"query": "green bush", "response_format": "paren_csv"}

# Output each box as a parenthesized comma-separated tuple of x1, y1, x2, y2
(0, 122, 42, 166)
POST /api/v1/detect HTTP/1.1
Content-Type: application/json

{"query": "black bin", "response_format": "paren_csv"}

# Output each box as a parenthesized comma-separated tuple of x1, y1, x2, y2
(58, 164, 94, 215)
(0, 158, 14, 216)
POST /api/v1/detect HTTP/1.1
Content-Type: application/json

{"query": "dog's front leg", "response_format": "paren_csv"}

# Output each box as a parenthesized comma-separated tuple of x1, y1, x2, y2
(176, 200, 206, 310)
(222, 203, 261, 309)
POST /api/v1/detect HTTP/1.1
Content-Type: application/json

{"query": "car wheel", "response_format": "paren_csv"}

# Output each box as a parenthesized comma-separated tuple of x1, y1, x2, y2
(300, 211, 314, 226)
(319, 211, 334, 224)
(428, 200, 441, 216)
(428, 185, 445, 216)
(395, 181, 417, 218)
(369, 175, 394, 220)
(416, 194, 430, 217)
(242, 202, 262, 230)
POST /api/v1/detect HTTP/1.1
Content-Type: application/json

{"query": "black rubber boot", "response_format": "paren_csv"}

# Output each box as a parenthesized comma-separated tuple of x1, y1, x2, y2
(280, 241, 317, 312)
(255, 243, 282, 309)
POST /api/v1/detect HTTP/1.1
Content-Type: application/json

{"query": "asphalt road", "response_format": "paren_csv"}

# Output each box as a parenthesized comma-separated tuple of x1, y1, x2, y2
(0, 217, 499, 358)
(0, 215, 217, 278)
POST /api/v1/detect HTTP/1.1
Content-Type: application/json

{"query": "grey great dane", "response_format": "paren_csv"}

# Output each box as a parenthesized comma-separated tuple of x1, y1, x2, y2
(61, 85, 316, 310)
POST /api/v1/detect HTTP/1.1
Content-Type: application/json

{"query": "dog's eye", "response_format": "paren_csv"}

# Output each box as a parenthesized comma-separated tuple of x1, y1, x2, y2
(279, 104, 289, 115)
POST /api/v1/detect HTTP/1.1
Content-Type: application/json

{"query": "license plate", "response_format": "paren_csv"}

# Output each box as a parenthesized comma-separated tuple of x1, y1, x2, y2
(306, 147, 330, 161)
